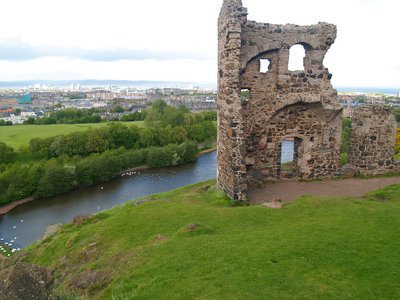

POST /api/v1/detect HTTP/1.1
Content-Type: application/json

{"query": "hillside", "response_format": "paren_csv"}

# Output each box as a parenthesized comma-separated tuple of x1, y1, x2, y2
(1, 180, 400, 299)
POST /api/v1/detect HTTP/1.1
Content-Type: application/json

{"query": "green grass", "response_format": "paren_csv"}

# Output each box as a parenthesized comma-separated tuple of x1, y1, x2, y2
(7, 180, 400, 299)
(0, 122, 144, 150)
(340, 152, 348, 165)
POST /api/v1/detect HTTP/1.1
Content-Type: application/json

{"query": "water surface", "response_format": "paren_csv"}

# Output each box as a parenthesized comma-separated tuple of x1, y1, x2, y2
(0, 152, 217, 248)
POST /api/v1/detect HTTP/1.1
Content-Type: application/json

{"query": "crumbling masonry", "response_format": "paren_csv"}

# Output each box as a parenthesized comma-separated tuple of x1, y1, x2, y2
(217, 0, 398, 201)
(348, 105, 397, 175)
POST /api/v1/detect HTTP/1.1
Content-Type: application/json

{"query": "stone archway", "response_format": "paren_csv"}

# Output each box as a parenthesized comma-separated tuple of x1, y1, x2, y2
(244, 102, 341, 188)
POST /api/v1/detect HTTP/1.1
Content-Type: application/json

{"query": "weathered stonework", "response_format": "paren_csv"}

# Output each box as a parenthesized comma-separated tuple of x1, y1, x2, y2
(217, 0, 342, 201)
(348, 105, 397, 175)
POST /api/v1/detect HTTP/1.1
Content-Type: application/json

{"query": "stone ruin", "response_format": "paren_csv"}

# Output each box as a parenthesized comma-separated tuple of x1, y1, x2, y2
(348, 105, 397, 175)
(217, 0, 398, 201)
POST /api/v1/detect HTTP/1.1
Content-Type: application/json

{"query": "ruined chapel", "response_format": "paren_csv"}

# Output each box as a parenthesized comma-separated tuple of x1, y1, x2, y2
(217, 0, 398, 201)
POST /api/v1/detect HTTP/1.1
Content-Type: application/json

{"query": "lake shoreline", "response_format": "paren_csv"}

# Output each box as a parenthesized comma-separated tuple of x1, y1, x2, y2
(0, 148, 217, 216)
(0, 197, 34, 216)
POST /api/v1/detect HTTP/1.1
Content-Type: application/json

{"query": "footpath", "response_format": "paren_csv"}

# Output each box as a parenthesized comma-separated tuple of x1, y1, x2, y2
(249, 177, 400, 204)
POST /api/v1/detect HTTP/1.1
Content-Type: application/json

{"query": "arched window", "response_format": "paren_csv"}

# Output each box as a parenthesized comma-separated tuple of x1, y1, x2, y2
(288, 44, 306, 71)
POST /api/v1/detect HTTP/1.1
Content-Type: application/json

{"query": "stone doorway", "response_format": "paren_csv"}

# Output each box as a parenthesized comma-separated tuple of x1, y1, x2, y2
(279, 137, 303, 179)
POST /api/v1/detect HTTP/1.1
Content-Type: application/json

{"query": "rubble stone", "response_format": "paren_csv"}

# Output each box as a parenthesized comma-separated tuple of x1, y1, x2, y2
(348, 105, 397, 175)
(217, 0, 342, 201)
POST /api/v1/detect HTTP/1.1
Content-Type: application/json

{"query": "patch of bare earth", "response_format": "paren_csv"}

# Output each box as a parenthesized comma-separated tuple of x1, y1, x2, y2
(249, 177, 400, 205)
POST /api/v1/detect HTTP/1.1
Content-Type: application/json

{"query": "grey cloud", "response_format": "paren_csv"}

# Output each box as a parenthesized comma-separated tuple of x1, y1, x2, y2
(0, 40, 215, 61)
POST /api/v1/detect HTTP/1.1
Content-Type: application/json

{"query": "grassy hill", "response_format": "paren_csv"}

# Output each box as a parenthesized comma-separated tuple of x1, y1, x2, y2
(3, 180, 400, 299)
(0, 122, 144, 149)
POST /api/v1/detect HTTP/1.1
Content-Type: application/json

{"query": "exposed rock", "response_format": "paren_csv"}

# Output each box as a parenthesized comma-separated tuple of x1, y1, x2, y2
(68, 270, 111, 292)
(185, 224, 200, 232)
(340, 164, 357, 178)
(0, 263, 56, 300)
(42, 224, 62, 240)
(262, 199, 283, 209)
(154, 234, 168, 243)
(59, 256, 68, 267)
(72, 214, 93, 226)
(132, 198, 154, 206)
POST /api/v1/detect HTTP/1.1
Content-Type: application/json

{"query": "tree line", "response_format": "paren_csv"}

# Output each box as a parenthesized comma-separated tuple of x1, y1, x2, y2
(0, 101, 217, 205)
(24, 108, 103, 125)
(0, 142, 197, 204)
(29, 121, 215, 159)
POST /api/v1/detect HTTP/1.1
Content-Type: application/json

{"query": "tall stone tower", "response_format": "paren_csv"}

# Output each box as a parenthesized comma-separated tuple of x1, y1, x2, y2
(217, 0, 343, 201)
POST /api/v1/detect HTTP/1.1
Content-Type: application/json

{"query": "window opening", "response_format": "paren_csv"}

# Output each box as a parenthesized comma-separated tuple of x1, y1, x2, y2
(260, 59, 270, 73)
(288, 44, 306, 71)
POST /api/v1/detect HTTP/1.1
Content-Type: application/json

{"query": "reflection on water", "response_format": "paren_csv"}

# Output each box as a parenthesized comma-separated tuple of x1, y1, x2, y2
(0, 152, 217, 248)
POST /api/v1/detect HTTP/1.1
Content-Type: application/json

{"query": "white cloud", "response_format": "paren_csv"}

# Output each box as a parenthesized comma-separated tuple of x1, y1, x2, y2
(0, 57, 217, 83)
(0, 0, 398, 88)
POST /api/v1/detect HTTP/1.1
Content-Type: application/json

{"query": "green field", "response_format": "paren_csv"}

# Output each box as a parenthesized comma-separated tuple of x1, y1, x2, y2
(6, 180, 400, 299)
(0, 122, 144, 149)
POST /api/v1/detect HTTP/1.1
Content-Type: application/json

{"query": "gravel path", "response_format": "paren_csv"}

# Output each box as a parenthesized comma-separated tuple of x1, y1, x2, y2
(249, 177, 400, 204)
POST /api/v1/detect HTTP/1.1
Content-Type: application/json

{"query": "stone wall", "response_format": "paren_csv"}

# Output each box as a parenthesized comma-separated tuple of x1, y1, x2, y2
(348, 105, 397, 175)
(217, 0, 342, 201)
(245, 102, 341, 185)
(217, 0, 248, 200)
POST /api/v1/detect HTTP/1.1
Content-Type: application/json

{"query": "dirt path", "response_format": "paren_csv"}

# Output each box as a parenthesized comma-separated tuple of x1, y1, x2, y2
(249, 177, 400, 205)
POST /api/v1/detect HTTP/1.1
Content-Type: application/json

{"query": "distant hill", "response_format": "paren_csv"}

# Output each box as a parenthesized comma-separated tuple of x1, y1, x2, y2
(0, 80, 216, 89)
(337, 86, 399, 95)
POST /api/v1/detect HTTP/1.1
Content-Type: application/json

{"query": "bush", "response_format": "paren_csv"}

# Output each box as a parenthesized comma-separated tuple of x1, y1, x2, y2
(147, 147, 173, 167)
(341, 118, 352, 154)
(395, 128, 400, 154)
(0, 142, 15, 164)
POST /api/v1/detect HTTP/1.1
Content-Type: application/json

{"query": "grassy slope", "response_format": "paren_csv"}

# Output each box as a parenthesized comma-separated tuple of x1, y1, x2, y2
(0, 122, 144, 149)
(13, 180, 400, 299)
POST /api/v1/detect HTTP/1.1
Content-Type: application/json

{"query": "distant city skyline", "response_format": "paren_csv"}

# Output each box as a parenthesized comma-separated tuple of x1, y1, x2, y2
(0, 0, 399, 88)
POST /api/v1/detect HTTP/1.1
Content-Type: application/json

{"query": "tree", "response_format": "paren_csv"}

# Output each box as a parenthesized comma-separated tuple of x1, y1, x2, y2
(151, 99, 167, 115)
(144, 109, 161, 127)
(35, 164, 77, 197)
(124, 125, 140, 149)
(112, 105, 125, 113)
(137, 128, 156, 148)
(85, 128, 111, 153)
(161, 106, 185, 127)
(200, 111, 217, 121)
(0, 142, 15, 164)
(107, 123, 129, 148)
(24, 117, 35, 124)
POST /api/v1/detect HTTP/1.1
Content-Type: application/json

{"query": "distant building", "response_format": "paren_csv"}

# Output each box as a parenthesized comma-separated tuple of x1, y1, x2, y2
(0, 97, 18, 106)
(18, 93, 32, 105)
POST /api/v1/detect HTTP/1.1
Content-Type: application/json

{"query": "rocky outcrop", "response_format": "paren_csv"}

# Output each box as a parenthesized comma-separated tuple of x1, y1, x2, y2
(0, 263, 56, 300)
(72, 214, 93, 226)
(42, 224, 62, 240)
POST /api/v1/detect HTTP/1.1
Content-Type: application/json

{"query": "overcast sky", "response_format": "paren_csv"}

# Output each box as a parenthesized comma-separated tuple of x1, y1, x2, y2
(0, 0, 398, 88)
